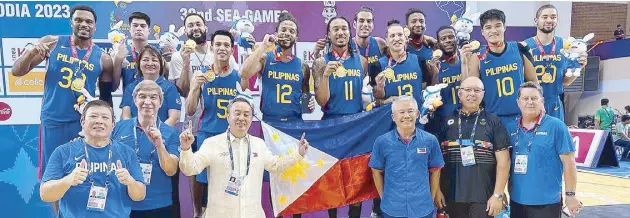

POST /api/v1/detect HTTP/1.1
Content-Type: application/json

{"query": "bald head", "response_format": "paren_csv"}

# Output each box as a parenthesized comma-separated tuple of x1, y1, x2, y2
(458, 77, 485, 110)
(460, 77, 484, 90)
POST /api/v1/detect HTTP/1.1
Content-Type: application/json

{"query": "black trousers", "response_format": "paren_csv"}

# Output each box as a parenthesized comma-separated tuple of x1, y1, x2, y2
(510, 201, 562, 218)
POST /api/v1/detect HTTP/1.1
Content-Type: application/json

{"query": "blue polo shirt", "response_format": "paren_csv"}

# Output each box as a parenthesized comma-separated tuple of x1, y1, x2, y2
(120, 76, 182, 122)
(369, 128, 444, 217)
(111, 118, 180, 210)
(41, 139, 144, 218)
(505, 114, 575, 205)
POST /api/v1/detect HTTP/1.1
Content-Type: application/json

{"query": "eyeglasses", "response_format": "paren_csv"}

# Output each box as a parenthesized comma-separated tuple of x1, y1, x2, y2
(460, 88, 484, 93)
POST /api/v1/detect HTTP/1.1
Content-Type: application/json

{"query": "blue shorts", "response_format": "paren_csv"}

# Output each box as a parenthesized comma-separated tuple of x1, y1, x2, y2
(545, 99, 565, 122)
(498, 114, 519, 129)
(39, 121, 82, 179)
(195, 132, 218, 184)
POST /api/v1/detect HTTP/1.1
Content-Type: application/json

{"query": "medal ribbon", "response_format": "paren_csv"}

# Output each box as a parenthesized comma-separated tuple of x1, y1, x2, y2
(331, 48, 349, 63)
(479, 41, 505, 61)
(274, 45, 294, 62)
(387, 51, 407, 68)
(534, 36, 556, 57)
(211, 63, 230, 75)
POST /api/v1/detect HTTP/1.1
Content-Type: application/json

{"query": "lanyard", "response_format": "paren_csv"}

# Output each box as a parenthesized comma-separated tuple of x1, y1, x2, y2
(211, 63, 230, 76)
(353, 37, 370, 58)
(70, 36, 94, 77)
(331, 48, 349, 65)
(83, 140, 113, 187)
(534, 36, 556, 56)
(387, 51, 407, 68)
(227, 132, 251, 177)
(458, 109, 481, 144)
(515, 123, 541, 155)
(133, 118, 161, 163)
(274, 45, 294, 62)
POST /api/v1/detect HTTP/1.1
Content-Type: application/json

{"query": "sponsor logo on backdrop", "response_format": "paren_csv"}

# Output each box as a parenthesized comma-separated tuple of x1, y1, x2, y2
(0, 102, 12, 121)
(2, 38, 41, 66)
(6, 69, 45, 94)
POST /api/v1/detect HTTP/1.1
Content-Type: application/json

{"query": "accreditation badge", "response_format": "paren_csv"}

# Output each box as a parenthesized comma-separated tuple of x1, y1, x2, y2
(140, 162, 153, 184)
(224, 173, 243, 196)
(86, 185, 108, 211)
(514, 155, 528, 174)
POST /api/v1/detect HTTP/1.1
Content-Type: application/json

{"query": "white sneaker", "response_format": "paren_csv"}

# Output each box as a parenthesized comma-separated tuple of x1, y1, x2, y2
(370, 212, 383, 218)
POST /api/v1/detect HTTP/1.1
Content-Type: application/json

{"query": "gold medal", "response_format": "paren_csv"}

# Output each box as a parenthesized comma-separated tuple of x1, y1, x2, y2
(206, 70, 216, 82)
(542, 73, 553, 83)
(403, 27, 411, 37)
(470, 40, 481, 50)
(185, 40, 196, 49)
(432, 50, 443, 58)
(335, 65, 347, 77)
(383, 68, 395, 80)
(71, 78, 85, 90)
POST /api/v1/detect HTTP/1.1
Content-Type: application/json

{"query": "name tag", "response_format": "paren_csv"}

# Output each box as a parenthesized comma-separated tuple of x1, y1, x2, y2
(225, 174, 243, 196)
(86, 185, 108, 211)
(140, 163, 153, 184)
(514, 155, 528, 174)
(460, 146, 476, 166)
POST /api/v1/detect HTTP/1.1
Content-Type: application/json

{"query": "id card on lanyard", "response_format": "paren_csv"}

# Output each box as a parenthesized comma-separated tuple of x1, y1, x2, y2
(458, 111, 480, 167)
(134, 118, 159, 184)
(224, 132, 251, 197)
(84, 140, 113, 211)
(514, 124, 540, 174)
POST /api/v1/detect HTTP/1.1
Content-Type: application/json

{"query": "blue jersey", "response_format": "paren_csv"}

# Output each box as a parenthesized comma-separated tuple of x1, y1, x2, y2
(479, 41, 525, 116)
(121, 44, 143, 92)
(41, 139, 144, 218)
(199, 69, 240, 135)
(41, 35, 103, 124)
(111, 118, 180, 210)
(379, 53, 424, 109)
(323, 51, 363, 117)
(260, 51, 304, 119)
(354, 36, 382, 65)
(120, 76, 182, 122)
(524, 37, 567, 98)
(505, 115, 575, 205)
(407, 43, 433, 61)
(436, 60, 462, 116)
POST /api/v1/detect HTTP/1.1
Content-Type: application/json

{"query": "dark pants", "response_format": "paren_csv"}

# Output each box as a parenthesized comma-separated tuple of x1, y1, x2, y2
(510, 201, 562, 218)
(615, 139, 630, 159)
(130, 205, 174, 218)
(373, 197, 383, 215)
(445, 202, 492, 218)
(171, 170, 180, 218)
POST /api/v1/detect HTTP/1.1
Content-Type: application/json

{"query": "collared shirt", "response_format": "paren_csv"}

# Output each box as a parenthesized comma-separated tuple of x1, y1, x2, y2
(435, 109, 511, 203)
(368, 128, 445, 217)
(120, 76, 182, 122)
(41, 139, 143, 218)
(505, 114, 575, 205)
(613, 122, 629, 142)
(179, 131, 303, 218)
(110, 118, 180, 210)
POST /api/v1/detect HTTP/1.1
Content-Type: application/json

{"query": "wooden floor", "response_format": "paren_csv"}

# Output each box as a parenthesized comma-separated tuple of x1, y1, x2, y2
(577, 171, 630, 206)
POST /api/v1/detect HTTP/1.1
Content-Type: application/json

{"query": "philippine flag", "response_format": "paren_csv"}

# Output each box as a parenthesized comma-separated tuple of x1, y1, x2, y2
(261, 106, 395, 216)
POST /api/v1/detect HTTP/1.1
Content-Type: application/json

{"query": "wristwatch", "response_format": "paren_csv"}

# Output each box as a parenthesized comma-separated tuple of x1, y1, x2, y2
(565, 191, 576, 197)
(493, 193, 504, 199)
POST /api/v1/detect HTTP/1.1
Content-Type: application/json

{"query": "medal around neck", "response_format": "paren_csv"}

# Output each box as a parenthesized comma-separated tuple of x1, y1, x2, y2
(542, 73, 553, 83)
(335, 65, 347, 77)
(71, 78, 85, 90)
(206, 70, 216, 82)
(383, 68, 395, 80)
(403, 27, 411, 37)
(469, 40, 481, 50)
(184, 40, 196, 49)
(433, 50, 443, 58)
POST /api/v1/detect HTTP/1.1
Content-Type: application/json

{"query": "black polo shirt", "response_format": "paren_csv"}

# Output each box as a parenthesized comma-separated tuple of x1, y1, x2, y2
(435, 109, 511, 203)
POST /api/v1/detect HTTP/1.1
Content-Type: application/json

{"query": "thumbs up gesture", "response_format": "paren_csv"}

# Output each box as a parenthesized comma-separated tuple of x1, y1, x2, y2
(65, 159, 89, 186)
(115, 160, 133, 186)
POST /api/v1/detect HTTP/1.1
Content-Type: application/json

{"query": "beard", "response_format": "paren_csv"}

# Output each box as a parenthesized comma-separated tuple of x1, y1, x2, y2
(73, 29, 92, 40)
(188, 31, 207, 45)
(539, 25, 555, 34)
(278, 40, 295, 50)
